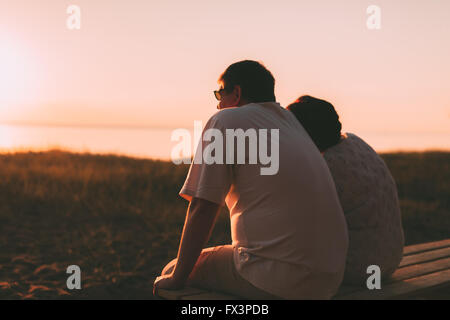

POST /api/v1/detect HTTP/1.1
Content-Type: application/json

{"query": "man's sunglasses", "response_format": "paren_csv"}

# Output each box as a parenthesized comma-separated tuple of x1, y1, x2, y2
(213, 88, 227, 101)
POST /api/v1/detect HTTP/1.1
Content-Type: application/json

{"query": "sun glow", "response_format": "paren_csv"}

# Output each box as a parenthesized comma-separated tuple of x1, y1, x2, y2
(0, 42, 27, 104)
(0, 34, 40, 122)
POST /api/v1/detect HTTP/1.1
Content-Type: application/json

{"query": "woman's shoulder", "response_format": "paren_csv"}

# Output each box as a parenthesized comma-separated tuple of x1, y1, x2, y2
(324, 132, 385, 177)
(324, 132, 362, 158)
(338, 133, 376, 154)
(344, 132, 365, 144)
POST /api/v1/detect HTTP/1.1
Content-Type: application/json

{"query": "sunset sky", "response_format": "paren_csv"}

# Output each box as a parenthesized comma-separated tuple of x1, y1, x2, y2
(1, 0, 449, 135)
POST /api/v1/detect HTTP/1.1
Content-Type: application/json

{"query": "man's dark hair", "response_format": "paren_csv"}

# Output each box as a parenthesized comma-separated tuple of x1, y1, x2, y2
(219, 60, 276, 103)
(287, 95, 342, 152)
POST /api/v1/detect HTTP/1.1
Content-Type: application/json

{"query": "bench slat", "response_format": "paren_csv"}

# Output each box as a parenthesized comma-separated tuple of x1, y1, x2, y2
(334, 256, 450, 298)
(399, 247, 450, 268)
(335, 269, 450, 300)
(403, 239, 450, 256)
(391, 256, 450, 282)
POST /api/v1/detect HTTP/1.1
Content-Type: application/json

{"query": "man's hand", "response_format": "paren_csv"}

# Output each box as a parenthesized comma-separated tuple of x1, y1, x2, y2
(153, 274, 185, 296)
(154, 197, 222, 297)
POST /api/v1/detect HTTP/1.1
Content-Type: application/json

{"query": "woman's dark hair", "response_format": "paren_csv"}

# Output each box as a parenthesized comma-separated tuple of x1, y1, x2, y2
(219, 60, 276, 103)
(287, 95, 342, 152)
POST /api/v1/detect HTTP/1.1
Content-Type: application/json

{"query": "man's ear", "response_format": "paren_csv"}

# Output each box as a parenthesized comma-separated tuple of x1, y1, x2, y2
(234, 85, 241, 99)
(233, 85, 242, 105)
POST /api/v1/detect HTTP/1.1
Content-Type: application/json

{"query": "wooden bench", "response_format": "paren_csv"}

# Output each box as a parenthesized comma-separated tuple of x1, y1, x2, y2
(156, 239, 450, 300)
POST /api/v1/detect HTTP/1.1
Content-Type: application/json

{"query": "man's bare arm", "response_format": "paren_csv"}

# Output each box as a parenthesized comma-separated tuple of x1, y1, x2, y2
(171, 197, 222, 284)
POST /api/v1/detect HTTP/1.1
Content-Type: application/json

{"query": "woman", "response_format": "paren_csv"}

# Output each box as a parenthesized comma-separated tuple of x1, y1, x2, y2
(287, 95, 405, 285)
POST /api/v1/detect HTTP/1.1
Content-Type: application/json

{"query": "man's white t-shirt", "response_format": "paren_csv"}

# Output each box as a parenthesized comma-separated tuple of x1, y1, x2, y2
(179, 101, 349, 299)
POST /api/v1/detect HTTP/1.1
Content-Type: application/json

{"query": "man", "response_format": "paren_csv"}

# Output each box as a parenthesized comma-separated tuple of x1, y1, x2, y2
(153, 60, 348, 299)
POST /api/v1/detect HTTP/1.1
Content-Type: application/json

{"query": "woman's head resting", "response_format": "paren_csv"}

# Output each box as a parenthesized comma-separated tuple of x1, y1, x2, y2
(287, 95, 342, 152)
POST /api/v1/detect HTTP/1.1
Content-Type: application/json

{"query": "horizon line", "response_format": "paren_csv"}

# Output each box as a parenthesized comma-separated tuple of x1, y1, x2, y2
(1, 122, 450, 135)
(0, 121, 185, 130)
